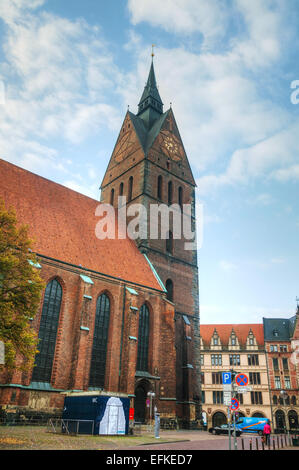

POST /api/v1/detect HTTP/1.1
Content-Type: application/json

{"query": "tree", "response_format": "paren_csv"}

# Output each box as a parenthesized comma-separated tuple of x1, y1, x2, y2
(0, 199, 45, 372)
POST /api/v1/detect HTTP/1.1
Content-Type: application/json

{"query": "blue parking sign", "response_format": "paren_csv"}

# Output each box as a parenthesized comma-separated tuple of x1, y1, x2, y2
(222, 372, 232, 384)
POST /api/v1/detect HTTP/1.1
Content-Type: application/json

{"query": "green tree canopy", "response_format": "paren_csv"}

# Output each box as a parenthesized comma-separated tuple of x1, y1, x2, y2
(0, 199, 45, 371)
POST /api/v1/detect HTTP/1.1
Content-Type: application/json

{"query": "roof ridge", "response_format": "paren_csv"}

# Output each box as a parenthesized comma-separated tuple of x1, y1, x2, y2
(0, 158, 100, 203)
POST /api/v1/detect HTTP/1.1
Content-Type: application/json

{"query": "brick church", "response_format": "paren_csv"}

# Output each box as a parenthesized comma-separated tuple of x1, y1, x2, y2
(0, 58, 201, 428)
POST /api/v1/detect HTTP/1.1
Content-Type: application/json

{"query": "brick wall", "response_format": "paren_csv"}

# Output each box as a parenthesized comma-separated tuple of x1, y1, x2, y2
(0, 256, 177, 420)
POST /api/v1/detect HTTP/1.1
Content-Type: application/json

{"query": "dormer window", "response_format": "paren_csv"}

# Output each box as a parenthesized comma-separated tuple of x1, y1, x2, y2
(273, 329, 279, 337)
(231, 336, 236, 346)
(213, 336, 218, 346)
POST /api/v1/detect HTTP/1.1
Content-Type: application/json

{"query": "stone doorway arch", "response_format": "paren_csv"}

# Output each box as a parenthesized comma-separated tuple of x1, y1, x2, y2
(134, 379, 152, 423)
(212, 411, 226, 427)
(275, 409, 286, 431)
(288, 410, 298, 430)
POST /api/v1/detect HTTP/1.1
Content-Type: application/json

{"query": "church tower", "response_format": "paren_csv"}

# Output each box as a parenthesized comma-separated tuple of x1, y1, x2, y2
(100, 56, 201, 426)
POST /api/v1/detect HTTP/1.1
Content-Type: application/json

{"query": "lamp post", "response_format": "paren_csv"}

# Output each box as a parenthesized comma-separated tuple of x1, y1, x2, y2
(280, 390, 289, 437)
(147, 391, 155, 430)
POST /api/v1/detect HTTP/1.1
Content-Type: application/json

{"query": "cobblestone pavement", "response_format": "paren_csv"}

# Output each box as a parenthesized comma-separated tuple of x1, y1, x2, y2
(126, 430, 296, 451)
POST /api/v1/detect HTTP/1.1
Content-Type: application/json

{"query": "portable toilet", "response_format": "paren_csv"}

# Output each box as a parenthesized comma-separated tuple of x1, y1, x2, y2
(62, 394, 130, 435)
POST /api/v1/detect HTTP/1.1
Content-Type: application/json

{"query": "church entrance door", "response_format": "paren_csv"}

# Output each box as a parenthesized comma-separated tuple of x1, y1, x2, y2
(134, 385, 147, 423)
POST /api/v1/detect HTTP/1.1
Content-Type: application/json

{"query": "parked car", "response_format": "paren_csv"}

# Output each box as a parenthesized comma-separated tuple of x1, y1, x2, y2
(236, 417, 269, 435)
(208, 424, 242, 436)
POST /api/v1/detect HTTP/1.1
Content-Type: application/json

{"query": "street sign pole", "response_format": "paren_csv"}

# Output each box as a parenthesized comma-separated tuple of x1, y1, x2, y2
(222, 372, 233, 451)
(228, 406, 231, 451)
(233, 410, 237, 450)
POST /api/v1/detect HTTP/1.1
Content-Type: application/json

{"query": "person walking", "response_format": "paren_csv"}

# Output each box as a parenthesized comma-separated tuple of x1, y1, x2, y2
(263, 420, 271, 446)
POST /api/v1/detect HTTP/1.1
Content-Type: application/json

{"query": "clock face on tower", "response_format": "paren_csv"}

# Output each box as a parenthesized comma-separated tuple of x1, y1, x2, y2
(114, 130, 134, 162)
(159, 131, 183, 161)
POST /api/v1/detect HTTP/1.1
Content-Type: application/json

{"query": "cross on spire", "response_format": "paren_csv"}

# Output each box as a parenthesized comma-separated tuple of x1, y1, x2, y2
(151, 44, 155, 58)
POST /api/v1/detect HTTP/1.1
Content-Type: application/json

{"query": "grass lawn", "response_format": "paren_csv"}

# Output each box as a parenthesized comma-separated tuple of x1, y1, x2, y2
(0, 425, 174, 450)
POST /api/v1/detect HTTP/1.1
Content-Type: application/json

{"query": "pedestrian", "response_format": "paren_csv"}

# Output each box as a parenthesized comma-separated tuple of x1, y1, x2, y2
(263, 420, 271, 446)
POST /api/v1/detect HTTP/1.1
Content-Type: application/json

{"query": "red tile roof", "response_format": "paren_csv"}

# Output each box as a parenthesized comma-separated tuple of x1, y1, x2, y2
(200, 324, 264, 347)
(0, 158, 162, 291)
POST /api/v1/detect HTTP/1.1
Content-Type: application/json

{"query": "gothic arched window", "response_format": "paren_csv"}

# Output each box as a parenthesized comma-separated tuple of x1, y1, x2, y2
(89, 294, 111, 388)
(31, 279, 62, 383)
(137, 304, 150, 371)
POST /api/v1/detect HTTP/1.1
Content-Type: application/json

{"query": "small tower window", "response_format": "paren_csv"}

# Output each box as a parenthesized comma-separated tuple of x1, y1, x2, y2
(119, 182, 124, 196)
(168, 181, 173, 205)
(128, 176, 133, 202)
(157, 175, 163, 200)
(178, 186, 183, 208)
(166, 279, 174, 302)
(166, 230, 173, 254)
(110, 188, 114, 206)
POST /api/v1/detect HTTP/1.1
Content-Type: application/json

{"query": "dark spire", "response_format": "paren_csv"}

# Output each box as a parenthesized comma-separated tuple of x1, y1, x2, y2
(137, 57, 163, 128)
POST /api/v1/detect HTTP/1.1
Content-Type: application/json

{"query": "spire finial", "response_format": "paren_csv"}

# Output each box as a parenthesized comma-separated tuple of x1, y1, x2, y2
(151, 44, 155, 59)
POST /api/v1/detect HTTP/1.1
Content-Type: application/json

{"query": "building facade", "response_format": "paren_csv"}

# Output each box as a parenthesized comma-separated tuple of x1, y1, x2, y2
(0, 158, 177, 424)
(200, 324, 272, 428)
(263, 309, 299, 432)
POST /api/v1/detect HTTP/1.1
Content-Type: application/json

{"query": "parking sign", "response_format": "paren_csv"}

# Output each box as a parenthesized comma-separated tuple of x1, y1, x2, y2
(222, 372, 232, 385)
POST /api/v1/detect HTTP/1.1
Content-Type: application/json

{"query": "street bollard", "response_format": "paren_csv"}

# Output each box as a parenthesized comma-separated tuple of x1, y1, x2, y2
(154, 413, 160, 439)
(277, 435, 279, 449)
(256, 438, 259, 450)
(273, 438, 275, 450)
(250, 439, 252, 450)
(241, 438, 244, 451)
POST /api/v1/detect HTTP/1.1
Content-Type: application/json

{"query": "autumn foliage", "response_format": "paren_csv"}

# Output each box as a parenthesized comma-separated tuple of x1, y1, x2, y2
(0, 199, 45, 371)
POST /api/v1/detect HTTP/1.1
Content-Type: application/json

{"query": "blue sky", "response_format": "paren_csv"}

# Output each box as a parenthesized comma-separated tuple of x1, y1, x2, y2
(0, 0, 298, 324)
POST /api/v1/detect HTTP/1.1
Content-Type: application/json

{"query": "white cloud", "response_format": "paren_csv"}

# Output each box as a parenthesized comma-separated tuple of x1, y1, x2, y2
(248, 193, 274, 206)
(233, 0, 284, 67)
(0, 1, 125, 192)
(0, 0, 45, 25)
(125, 1, 297, 196)
(271, 257, 286, 265)
(219, 260, 238, 272)
(63, 179, 100, 200)
(271, 164, 299, 182)
(127, 0, 230, 49)
(197, 119, 299, 195)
